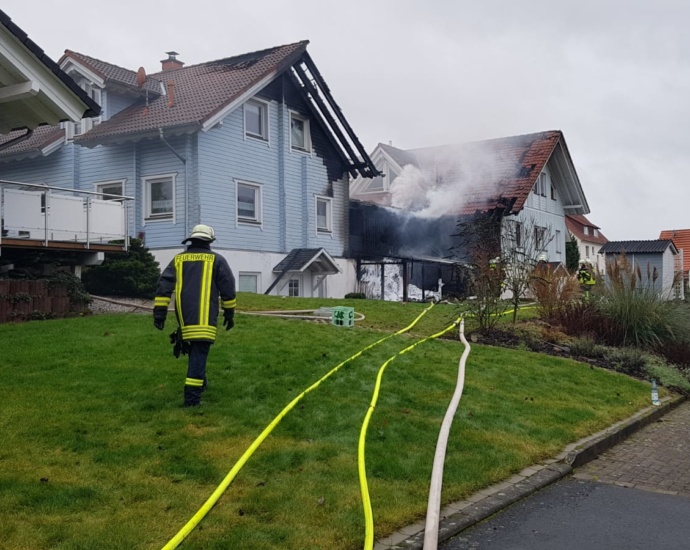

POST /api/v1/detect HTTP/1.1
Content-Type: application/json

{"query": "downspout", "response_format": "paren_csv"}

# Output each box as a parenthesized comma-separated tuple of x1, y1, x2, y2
(158, 128, 187, 235)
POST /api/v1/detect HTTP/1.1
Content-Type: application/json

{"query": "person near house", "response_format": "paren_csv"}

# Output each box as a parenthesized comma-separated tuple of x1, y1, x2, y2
(577, 260, 596, 300)
(153, 224, 236, 407)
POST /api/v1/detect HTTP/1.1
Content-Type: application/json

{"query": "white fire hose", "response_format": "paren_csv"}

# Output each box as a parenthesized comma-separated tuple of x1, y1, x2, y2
(423, 317, 471, 549)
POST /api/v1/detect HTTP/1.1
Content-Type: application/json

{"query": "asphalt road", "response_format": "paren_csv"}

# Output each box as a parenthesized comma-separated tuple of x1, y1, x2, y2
(439, 477, 690, 549)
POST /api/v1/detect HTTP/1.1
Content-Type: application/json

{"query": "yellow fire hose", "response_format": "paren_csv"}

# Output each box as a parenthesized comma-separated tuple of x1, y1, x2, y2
(357, 316, 462, 550)
(161, 302, 436, 550)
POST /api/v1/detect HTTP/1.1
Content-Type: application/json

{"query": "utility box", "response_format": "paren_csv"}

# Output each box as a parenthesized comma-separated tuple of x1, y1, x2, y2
(332, 306, 355, 327)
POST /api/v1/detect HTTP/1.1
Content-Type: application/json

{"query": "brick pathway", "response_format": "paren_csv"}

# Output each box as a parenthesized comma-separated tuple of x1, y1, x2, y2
(574, 401, 690, 497)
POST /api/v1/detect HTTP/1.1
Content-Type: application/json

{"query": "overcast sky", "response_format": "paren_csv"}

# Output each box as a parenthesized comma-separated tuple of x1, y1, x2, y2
(5, 0, 689, 240)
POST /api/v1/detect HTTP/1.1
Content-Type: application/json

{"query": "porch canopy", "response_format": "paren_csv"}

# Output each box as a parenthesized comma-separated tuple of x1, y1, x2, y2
(265, 248, 340, 295)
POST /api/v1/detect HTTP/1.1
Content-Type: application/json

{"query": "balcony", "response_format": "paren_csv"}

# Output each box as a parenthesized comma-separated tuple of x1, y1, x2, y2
(1, 180, 133, 266)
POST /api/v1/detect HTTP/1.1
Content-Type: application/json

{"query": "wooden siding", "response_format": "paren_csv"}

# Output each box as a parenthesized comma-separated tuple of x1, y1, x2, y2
(197, 77, 349, 258)
(0, 143, 74, 187)
(104, 91, 135, 120)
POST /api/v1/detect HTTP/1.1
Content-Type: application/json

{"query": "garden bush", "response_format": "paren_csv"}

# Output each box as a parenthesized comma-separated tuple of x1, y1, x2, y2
(81, 239, 160, 298)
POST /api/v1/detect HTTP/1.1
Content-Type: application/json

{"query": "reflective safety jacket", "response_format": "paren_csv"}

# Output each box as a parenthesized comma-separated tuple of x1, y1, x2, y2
(154, 244, 236, 342)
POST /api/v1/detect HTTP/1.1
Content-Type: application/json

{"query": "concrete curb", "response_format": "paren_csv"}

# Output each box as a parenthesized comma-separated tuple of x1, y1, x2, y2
(376, 393, 687, 549)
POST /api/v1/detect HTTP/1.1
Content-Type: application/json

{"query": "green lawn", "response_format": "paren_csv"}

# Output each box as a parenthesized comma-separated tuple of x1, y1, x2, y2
(0, 298, 653, 549)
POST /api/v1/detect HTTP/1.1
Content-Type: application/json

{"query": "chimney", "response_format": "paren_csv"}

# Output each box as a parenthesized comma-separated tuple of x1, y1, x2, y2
(161, 51, 184, 71)
(167, 80, 175, 107)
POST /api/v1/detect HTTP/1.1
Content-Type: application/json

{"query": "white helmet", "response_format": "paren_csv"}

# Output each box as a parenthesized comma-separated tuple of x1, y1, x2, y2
(183, 224, 215, 243)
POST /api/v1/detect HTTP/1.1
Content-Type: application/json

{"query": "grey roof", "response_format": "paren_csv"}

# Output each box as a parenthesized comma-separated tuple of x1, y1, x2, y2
(378, 142, 418, 168)
(273, 248, 339, 273)
(599, 240, 678, 254)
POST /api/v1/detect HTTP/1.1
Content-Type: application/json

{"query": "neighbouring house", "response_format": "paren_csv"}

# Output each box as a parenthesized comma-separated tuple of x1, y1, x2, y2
(565, 214, 608, 272)
(599, 240, 684, 300)
(350, 130, 590, 299)
(659, 229, 690, 292)
(0, 40, 378, 297)
(0, 9, 120, 274)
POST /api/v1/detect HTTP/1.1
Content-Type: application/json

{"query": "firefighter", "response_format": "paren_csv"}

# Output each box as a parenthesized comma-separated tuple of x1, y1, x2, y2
(153, 224, 236, 407)
(577, 260, 596, 300)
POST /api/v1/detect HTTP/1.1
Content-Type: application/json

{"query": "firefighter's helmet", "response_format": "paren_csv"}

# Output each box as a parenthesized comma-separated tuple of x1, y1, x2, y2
(183, 224, 216, 243)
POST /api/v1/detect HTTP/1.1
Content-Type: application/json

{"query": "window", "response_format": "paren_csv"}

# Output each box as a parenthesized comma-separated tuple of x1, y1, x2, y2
(556, 230, 561, 253)
(534, 173, 547, 196)
(316, 196, 332, 233)
(245, 99, 268, 140)
(583, 226, 590, 235)
(594, 228, 599, 237)
(515, 221, 523, 248)
(586, 245, 590, 257)
(534, 226, 546, 250)
(70, 81, 102, 136)
(288, 277, 301, 297)
(551, 184, 556, 200)
(236, 181, 262, 224)
(143, 174, 175, 220)
(238, 273, 260, 293)
(95, 180, 124, 201)
(290, 112, 311, 152)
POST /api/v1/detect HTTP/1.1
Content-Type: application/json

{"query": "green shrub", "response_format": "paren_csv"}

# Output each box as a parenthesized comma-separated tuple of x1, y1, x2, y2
(344, 292, 367, 299)
(570, 336, 607, 359)
(81, 239, 160, 298)
(604, 347, 648, 377)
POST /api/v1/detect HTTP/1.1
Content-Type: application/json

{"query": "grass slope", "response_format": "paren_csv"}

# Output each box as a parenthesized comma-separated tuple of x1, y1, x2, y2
(0, 302, 652, 549)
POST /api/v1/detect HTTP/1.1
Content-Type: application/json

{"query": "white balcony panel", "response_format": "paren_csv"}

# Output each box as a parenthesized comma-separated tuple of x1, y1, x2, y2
(89, 199, 125, 242)
(4, 189, 43, 236)
(48, 195, 86, 241)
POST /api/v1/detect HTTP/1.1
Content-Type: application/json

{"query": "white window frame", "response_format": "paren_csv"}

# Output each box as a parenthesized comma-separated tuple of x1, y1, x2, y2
(289, 110, 311, 153)
(236, 180, 263, 226)
(556, 230, 561, 253)
(238, 272, 261, 293)
(143, 173, 176, 223)
(244, 98, 270, 142)
(315, 195, 332, 234)
(584, 226, 589, 235)
(288, 276, 301, 297)
(94, 179, 125, 201)
(594, 228, 599, 237)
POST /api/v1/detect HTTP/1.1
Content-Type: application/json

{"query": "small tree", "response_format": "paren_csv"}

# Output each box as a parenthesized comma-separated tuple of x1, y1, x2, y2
(566, 235, 580, 272)
(82, 239, 160, 298)
(452, 212, 508, 330)
(501, 217, 555, 322)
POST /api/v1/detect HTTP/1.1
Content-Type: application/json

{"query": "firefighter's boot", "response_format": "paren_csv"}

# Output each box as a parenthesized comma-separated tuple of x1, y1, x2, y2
(184, 377, 204, 407)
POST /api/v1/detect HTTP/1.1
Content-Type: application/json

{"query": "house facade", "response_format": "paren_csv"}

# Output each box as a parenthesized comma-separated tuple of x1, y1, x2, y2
(0, 42, 378, 297)
(599, 240, 684, 300)
(351, 131, 590, 266)
(659, 229, 690, 291)
(0, 9, 124, 272)
(565, 214, 608, 272)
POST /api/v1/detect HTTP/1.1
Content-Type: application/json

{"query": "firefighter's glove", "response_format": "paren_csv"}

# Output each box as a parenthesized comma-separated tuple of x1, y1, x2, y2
(223, 309, 235, 331)
(153, 306, 167, 331)
(170, 329, 190, 358)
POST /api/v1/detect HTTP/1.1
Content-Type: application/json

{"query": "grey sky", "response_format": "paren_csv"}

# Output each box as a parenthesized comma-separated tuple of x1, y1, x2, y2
(5, 0, 689, 240)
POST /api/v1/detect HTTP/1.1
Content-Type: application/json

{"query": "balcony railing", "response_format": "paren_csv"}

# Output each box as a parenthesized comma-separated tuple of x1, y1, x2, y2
(0, 180, 133, 250)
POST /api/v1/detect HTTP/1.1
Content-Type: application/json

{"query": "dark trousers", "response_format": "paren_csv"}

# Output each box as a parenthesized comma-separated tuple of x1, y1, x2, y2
(184, 341, 211, 406)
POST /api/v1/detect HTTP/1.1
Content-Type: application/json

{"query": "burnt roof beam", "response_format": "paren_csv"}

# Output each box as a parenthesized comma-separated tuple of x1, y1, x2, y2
(291, 63, 365, 178)
(296, 54, 380, 178)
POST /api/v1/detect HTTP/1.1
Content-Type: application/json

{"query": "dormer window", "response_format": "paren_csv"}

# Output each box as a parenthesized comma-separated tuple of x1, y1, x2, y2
(584, 226, 589, 235)
(64, 75, 102, 139)
(594, 228, 599, 237)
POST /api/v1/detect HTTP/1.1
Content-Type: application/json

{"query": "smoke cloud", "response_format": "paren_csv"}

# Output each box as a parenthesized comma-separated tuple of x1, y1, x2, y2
(388, 141, 520, 218)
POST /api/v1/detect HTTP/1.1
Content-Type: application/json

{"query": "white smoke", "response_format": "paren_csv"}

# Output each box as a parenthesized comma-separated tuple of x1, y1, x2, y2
(388, 141, 518, 218)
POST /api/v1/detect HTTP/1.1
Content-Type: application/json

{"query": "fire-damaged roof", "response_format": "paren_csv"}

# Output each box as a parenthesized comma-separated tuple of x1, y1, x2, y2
(1, 41, 379, 178)
(352, 130, 589, 216)
(659, 229, 690, 275)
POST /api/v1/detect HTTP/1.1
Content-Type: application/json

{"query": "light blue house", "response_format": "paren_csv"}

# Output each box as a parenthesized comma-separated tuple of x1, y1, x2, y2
(0, 41, 378, 297)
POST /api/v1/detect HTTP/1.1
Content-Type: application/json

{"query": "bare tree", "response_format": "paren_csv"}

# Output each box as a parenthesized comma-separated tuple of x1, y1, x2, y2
(501, 217, 555, 322)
